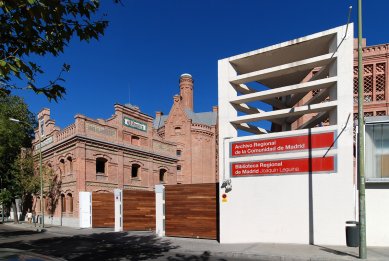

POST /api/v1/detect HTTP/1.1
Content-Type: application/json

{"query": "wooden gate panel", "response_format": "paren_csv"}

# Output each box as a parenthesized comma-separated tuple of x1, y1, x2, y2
(123, 190, 155, 231)
(165, 183, 218, 239)
(92, 192, 114, 228)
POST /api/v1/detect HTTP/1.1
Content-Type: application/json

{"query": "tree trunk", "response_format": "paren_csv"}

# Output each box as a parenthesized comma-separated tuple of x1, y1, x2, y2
(11, 199, 19, 224)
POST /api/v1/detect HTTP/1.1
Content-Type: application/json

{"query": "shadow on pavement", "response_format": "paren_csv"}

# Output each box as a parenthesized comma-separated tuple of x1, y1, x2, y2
(0, 229, 41, 237)
(167, 251, 227, 261)
(0, 232, 179, 261)
(318, 245, 358, 258)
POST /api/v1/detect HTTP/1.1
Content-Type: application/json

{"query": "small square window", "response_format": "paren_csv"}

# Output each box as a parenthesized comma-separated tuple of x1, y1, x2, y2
(176, 150, 182, 156)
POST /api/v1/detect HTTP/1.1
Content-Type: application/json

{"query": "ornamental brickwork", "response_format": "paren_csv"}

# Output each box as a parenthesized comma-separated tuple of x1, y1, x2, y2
(32, 104, 178, 226)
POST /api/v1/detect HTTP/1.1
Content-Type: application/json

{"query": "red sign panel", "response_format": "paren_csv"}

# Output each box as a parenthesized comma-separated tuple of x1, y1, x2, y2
(231, 156, 335, 177)
(231, 132, 334, 157)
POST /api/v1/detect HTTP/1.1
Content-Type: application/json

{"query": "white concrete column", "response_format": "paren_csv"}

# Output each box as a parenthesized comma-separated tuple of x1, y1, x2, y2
(114, 189, 123, 232)
(155, 185, 165, 237)
(79, 192, 92, 228)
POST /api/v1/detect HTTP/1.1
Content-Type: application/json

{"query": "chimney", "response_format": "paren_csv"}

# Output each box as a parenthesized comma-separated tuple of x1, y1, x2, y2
(37, 108, 51, 137)
(179, 73, 194, 111)
(156, 111, 163, 118)
(354, 38, 366, 49)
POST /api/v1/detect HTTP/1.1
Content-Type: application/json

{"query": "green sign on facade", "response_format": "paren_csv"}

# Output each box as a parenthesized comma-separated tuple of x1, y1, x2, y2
(123, 117, 147, 132)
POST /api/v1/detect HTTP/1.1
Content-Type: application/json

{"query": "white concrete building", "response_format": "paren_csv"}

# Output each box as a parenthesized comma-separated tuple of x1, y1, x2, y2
(218, 24, 355, 245)
(363, 116, 389, 246)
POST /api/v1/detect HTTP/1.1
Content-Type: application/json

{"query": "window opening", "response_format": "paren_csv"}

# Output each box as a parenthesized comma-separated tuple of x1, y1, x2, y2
(67, 193, 73, 213)
(174, 127, 181, 134)
(67, 157, 73, 173)
(131, 164, 140, 179)
(96, 158, 107, 174)
(61, 194, 66, 213)
(159, 169, 167, 183)
(131, 136, 140, 146)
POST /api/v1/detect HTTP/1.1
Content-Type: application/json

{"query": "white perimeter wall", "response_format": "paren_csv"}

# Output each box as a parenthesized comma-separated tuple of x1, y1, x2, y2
(218, 25, 355, 245)
(366, 186, 389, 246)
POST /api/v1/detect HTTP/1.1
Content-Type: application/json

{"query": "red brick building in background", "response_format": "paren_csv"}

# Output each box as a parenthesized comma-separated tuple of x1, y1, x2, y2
(292, 40, 389, 129)
(154, 74, 218, 184)
(32, 73, 218, 227)
(353, 40, 389, 119)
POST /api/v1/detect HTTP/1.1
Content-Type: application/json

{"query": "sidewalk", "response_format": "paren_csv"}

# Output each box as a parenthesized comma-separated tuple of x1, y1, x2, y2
(2, 222, 389, 261)
(166, 236, 389, 261)
(1, 221, 112, 236)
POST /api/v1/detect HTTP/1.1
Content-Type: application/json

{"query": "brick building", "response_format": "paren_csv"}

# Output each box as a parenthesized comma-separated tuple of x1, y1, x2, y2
(154, 74, 218, 184)
(32, 73, 218, 227)
(353, 40, 389, 118)
(33, 104, 178, 226)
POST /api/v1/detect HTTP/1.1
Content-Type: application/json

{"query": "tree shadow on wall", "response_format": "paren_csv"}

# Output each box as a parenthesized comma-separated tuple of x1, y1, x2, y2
(0, 232, 178, 261)
(44, 166, 62, 216)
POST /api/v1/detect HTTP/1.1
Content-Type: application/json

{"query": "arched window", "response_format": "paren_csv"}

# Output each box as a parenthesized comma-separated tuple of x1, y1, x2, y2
(96, 158, 107, 174)
(131, 164, 141, 179)
(60, 159, 65, 176)
(177, 165, 181, 171)
(36, 196, 41, 214)
(67, 156, 73, 174)
(43, 196, 48, 214)
(61, 194, 66, 213)
(131, 136, 140, 146)
(67, 193, 73, 213)
(159, 169, 167, 183)
(174, 127, 181, 134)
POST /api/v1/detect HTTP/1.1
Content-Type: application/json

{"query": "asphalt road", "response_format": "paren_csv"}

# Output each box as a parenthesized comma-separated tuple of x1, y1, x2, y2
(0, 224, 252, 261)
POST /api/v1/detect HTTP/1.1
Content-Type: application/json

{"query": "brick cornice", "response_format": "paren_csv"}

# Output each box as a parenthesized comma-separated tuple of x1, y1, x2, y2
(38, 134, 178, 163)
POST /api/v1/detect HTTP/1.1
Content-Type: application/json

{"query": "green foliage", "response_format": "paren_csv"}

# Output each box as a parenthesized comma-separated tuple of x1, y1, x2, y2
(0, 0, 120, 101)
(0, 95, 36, 168)
(8, 152, 40, 205)
(0, 95, 36, 206)
(0, 189, 12, 206)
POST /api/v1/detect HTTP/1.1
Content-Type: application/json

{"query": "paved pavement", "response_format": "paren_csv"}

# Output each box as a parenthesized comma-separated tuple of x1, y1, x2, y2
(1, 222, 389, 260)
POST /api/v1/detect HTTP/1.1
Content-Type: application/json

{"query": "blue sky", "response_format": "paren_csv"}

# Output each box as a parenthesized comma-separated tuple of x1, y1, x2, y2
(14, 0, 389, 128)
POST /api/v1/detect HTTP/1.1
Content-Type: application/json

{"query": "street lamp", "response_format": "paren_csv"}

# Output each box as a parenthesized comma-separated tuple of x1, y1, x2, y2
(9, 117, 44, 228)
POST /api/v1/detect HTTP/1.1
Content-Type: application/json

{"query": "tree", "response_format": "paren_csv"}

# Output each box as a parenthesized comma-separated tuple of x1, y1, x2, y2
(0, 95, 36, 222)
(4, 151, 40, 223)
(0, 0, 120, 101)
(41, 164, 61, 216)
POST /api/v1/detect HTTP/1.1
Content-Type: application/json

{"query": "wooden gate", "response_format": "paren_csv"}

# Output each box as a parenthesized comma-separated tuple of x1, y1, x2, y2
(123, 190, 155, 231)
(165, 183, 219, 239)
(92, 192, 114, 228)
